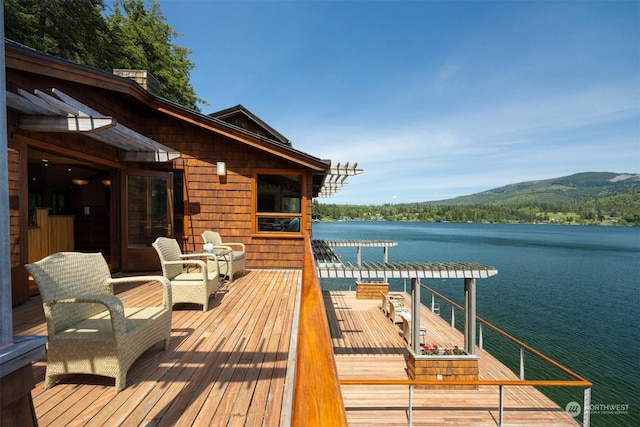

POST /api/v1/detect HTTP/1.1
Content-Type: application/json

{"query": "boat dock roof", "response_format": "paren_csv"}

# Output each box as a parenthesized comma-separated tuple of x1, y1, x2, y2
(312, 239, 499, 279)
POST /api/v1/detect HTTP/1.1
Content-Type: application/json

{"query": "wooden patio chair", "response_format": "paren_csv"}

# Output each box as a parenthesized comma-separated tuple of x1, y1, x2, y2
(25, 252, 172, 392)
(201, 230, 246, 282)
(152, 237, 220, 311)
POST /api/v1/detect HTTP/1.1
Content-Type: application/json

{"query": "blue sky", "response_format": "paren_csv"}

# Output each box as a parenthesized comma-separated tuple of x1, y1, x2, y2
(156, 1, 639, 205)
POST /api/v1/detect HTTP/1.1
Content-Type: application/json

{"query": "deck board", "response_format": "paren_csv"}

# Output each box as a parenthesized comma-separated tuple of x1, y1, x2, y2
(12, 273, 580, 426)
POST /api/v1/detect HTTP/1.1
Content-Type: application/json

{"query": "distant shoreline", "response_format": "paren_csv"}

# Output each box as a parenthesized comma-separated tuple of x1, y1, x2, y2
(316, 218, 637, 227)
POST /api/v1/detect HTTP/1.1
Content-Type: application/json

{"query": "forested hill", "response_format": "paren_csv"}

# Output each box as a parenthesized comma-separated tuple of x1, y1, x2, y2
(313, 172, 640, 225)
(428, 172, 640, 205)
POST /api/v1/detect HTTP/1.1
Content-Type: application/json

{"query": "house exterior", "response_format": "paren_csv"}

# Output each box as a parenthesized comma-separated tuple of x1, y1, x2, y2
(5, 40, 355, 305)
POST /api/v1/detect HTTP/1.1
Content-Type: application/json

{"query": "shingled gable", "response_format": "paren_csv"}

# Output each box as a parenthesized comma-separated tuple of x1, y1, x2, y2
(210, 104, 291, 146)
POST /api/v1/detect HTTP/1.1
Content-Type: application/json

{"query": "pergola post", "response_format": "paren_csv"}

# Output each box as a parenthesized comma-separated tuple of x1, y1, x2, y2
(464, 278, 477, 355)
(411, 278, 421, 354)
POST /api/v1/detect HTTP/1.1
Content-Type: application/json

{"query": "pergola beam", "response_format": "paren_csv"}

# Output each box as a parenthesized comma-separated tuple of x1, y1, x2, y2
(318, 161, 363, 197)
(17, 115, 116, 132)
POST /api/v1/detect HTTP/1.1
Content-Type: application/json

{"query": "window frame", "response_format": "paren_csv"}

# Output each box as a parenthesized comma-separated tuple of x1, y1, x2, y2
(252, 169, 306, 237)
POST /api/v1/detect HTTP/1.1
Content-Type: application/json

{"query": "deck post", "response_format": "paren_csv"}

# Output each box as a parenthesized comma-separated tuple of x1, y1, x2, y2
(0, 9, 11, 347)
(464, 278, 477, 355)
(0, 17, 47, 426)
(411, 278, 421, 354)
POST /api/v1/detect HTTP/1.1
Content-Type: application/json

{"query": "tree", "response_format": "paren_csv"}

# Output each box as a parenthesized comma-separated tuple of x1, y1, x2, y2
(4, 0, 205, 110)
(5, 0, 112, 69)
(107, 0, 205, 110)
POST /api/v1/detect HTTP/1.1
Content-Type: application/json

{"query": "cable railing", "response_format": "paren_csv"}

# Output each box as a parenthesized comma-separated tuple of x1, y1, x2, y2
(423, 283, 590, 384)
(338, 282, 592, 427)
(339, 378, 591, 427)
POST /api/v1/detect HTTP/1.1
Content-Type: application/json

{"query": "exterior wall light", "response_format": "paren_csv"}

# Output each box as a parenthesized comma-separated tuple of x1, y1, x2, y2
(71, 179, 89, 186)
(216, 161, 226, 177)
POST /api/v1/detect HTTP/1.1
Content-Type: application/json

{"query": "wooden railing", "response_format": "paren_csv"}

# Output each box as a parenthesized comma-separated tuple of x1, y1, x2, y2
(292, 235, 347, 426)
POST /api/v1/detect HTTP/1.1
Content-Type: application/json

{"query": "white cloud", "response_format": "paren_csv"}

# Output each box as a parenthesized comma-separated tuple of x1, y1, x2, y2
(302, 81, 639, 205)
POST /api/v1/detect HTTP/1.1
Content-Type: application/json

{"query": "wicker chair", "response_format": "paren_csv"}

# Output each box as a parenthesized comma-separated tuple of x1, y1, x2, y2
(25, 252, 172, 392)
(152, 237, 220, 311)
(201, 231, 246, 282)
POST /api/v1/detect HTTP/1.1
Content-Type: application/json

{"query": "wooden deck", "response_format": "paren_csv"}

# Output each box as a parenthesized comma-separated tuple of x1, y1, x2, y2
(13, 270, 299, 427)
(12, 271, 580, 426)
(326, 290, 581, 427)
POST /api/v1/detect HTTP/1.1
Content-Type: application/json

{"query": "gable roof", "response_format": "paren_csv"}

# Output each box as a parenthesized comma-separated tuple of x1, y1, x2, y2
(210, 104, 291, 146)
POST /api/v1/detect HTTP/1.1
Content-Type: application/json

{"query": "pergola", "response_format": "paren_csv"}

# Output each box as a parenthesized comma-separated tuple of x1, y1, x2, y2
(311, 239, 499, 355)
(7, 88, 181, 162)
(316, 162, 363, 197)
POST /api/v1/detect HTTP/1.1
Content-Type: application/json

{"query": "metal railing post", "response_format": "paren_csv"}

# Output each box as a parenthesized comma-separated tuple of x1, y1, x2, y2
(499, 385, 504, 427)
(408, 384, 413, 427)
(583, 386, 591, 427)
(431, 294, 435, 312)
(451, 306, 455, 328)
(520, 347, 525, 380)
(479, 323, 483, 350)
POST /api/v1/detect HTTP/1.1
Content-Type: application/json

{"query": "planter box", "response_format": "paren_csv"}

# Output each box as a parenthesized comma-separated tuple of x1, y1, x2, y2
(407, 348, 479, 390)
(355, 280, 388, 299)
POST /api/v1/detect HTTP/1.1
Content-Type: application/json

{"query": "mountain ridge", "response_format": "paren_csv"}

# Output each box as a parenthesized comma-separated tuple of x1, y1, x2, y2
(425, 172, 640, 205)
(314, 171, 640, 225)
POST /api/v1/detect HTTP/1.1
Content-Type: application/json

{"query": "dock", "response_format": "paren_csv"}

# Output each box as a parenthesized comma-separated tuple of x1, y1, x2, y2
(327, 290, 581, 426)
(12, 269, 582, 426)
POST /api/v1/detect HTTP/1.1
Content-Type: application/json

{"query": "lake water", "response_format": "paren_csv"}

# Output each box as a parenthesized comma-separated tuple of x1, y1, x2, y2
(312, 221, 640, 426)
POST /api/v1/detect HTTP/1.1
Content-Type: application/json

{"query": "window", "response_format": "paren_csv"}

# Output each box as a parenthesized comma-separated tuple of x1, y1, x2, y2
(255, 171, 304, 234)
